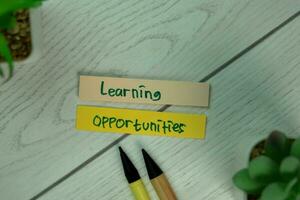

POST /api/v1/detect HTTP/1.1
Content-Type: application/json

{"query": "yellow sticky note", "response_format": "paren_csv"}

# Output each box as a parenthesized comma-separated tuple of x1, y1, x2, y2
(76, 105, 206, 139)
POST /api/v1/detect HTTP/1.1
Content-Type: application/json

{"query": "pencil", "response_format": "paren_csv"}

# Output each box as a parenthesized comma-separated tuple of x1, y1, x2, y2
(142, 149, 177, 200)
(119, 147, 151, 200)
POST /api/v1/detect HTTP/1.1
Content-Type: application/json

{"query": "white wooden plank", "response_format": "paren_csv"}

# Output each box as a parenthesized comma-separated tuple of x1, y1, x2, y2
(0, 0, 299, 199)
(38, 16, 300, 200)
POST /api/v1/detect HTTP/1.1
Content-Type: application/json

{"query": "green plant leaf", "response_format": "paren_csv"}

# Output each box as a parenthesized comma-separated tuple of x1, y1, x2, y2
(0, 66, 3, 77)
(233, 168, 265, 194)
(280, 156, 300, 181)
(291, 138, 300, 159)
(291, 180, 300, 194)
(249, 155, 279, 183)
(0, 0, 44, 16)
(285, 178, 298, 199)
(265, 131, 290, 163)
(0, 32, 13, 78)
(0, 12, 16, 29)
(260, 182, 287, 200)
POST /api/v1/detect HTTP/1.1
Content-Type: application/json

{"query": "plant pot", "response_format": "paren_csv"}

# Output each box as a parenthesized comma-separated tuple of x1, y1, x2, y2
(19, 8, 42, 65)
(0, 8, 42, 78)
(233, 135, 266, 200)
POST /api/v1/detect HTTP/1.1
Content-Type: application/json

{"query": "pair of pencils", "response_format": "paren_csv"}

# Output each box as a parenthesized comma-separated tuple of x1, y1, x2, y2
(119, 147, 177, 200)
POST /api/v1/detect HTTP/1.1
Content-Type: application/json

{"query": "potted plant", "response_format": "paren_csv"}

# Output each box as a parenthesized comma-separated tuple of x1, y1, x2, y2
(0, 0, 43, 79)
(233, 131, 300, 200)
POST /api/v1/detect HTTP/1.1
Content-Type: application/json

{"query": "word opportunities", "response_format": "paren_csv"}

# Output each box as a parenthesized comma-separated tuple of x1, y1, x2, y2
(76, 106, 206, 139)
(79, 76, 210, 107)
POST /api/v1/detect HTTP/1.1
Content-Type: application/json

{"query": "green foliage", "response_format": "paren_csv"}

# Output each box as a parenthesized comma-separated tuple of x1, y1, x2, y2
(249, 155, 279, 183)
(0, 0, 43, 16)
(291, 138, 300, 158)
(0, 33, 13, 77)
(0, 0, 44, 78)
(0, 12, 16, 29)
(232, 169, 265, 194)
(280, 157, 300, 181)
(265, 130, 290, 163)
(233, 131, 300, 200)
(260, 182, 287, 200)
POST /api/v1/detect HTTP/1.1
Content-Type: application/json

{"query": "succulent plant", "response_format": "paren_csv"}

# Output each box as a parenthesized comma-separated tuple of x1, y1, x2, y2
(233, 131, 300, 200)
(0, 0, 43, 79)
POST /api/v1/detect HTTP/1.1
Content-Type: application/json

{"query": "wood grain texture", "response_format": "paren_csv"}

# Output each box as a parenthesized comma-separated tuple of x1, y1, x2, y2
(38, 17, 300, 200)
(0, 0, 299, 199)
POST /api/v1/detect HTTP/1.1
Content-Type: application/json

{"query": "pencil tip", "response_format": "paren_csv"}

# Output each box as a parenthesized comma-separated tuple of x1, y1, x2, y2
(142, 149, 163, 179)
(119, 147, 140, 183)
(119, 146, 123, 153)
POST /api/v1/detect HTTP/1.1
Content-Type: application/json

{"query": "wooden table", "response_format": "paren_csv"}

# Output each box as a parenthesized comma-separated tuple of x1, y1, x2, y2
(0, 1, 299, 199)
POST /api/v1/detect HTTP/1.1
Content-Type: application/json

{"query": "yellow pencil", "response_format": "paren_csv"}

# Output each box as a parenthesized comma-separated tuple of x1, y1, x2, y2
(119, 147, 151, 200)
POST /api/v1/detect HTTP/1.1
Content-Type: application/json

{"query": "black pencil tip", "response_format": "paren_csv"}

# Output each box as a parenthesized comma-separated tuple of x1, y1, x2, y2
(119, 147, 140, 183)
(142, 149, 163, 179)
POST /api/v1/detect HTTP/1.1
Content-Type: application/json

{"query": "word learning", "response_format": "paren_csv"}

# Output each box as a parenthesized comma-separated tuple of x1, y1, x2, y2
(79, 76, 210, 107)
(100, 81, 161, 101)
